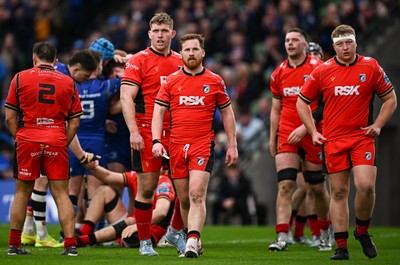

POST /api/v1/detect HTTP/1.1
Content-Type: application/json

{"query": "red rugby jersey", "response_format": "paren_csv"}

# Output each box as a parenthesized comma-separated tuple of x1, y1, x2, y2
(121, 47, 182, 128)
(5, 64, 82, 146)
(299, 55, 394, 140)
(270, 55, 322, 134)
(155, 68, 231, 144)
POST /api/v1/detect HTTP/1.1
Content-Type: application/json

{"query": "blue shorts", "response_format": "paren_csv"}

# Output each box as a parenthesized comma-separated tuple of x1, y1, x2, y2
(69, 137, 106, 176)
(105, 133, 132, 171)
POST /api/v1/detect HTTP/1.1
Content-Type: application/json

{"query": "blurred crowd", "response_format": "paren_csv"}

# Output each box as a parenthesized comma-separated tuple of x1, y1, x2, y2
(0, 0, 397, 180)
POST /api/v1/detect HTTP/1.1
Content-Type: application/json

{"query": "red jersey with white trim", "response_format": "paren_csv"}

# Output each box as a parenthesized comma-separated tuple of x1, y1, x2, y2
(5, 64, 82, 146)
(155, 68, 231, 144)
(121, 47, 182, 128)
(270, 55, 322, 133)
(124, 172, 175, 204)
(299, 55, 394, 140)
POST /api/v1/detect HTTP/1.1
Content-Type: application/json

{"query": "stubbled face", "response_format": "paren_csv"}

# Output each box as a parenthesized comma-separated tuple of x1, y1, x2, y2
(285, 32, 307, 59)
(333, 38, 357, 64)
(181, 39, 205, 71)
(148, 23, 176, 54)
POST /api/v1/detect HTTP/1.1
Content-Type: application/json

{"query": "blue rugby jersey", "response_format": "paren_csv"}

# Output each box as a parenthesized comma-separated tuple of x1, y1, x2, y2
(77, 77, 120, 139)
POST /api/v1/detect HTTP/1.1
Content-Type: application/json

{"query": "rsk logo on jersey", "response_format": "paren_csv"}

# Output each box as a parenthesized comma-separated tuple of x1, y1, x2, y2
(283, 86, 301, 97)
(179, 96, 205, 105)
(334, 85, 360, 96)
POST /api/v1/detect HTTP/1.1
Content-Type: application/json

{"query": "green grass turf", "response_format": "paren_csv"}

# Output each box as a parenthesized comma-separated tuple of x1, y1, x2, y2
(1, 224, 399, 264)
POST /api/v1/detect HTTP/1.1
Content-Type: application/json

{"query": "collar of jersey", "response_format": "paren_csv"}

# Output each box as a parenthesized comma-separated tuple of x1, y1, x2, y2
(287, 55, 307, 68)
(37, 64, 55, 70)
(149, 47, 172, 57)
(182, 67, 205, 76)
(334, 54, 358, 66)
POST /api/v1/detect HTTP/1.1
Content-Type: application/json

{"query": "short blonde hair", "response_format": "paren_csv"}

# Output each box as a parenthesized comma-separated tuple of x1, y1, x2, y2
(331, 24, 356, 39)
(149, 13, 174, 29)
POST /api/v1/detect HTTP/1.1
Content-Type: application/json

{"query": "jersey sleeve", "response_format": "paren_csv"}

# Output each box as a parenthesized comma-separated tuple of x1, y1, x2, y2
(270, 67, 281, 99)
(121, 54, 143, 87)
(155, 80, 171, 108)
(156, 175, 175, 201)
(298, 67, 322, 104)
(5, 73, 18, 111)
(373, 61, 394, 98)
(68, 82, 83, 120)
(216, 77, 231, 110)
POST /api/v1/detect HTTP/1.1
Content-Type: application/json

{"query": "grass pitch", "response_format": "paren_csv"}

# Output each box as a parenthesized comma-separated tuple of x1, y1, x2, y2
(1, 224, 399, 264)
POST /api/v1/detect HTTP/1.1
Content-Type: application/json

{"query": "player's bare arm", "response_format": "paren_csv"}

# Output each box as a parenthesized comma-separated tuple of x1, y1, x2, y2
(121, 224, 138, 239)
(66, 117, 80, 145)
(361, 90, 397, 137)
(269, 98, 281, 157)
(69, 135, 86, 159)
(88, 164, 125, 187)
(287, 124, 307, 144)
(69, 135, 101, 170)
(150, 197, 171, 224)
(151, 104, 168, 158)
(4, 108, 17, 138)
(296, 98, 326, 145)
(220, 105, 238, 166)
(120, 83, 143, 151)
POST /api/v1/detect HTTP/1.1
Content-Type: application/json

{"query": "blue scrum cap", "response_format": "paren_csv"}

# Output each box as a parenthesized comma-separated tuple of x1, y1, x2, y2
(89, 38, 115, 62)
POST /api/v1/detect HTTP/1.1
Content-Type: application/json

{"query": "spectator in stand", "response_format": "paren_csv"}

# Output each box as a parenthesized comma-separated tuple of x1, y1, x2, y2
(236, 105, 265, 161)
(106, 15, 127, 50)
(212, 164, 255, 225)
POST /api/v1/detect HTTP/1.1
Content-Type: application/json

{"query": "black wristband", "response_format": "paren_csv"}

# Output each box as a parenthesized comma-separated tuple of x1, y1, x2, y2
(152, 139, 161, 145)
